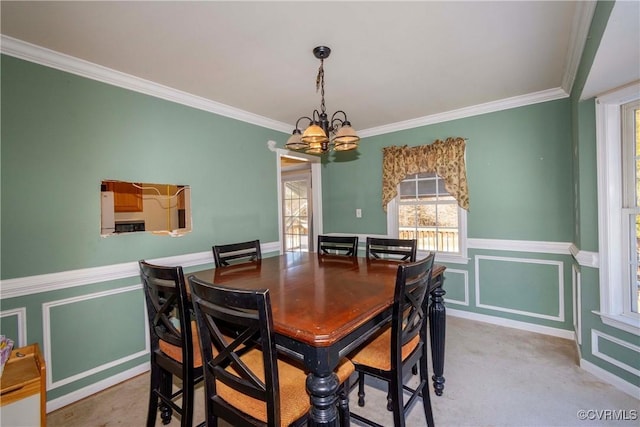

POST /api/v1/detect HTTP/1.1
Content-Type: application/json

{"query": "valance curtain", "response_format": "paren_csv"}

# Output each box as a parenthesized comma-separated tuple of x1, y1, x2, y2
(382, 137, 469, 212)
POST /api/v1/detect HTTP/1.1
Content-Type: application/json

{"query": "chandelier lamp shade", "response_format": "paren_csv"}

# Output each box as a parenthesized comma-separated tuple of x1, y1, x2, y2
(285, 46, 360, 154)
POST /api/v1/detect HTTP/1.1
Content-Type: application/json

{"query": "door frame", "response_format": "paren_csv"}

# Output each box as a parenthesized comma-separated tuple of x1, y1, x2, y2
(269, 141, 323, 254)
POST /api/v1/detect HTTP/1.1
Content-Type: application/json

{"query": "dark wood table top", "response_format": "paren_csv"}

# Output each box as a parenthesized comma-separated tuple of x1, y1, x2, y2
(190, 252, 444, 348)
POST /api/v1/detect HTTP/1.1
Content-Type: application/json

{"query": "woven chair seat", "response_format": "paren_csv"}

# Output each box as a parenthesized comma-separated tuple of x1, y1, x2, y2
(216, 348, 354, 425)
(158, 320, 203, 368)
(349, 327, 419, 371)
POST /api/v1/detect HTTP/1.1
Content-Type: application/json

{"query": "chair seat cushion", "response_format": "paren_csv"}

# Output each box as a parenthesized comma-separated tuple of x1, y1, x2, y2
(349, 327, 419, 372)
(158, 320, 203, 368)
(217, 350, 355, 425)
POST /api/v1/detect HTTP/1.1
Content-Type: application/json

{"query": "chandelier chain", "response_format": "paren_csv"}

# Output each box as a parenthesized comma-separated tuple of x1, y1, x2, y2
(316, 59, 326, 115)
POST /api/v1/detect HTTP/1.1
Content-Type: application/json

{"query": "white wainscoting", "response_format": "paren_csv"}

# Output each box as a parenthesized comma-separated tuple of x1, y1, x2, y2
(42, 284, 149, 390)
(474, 255, 565, 322)
(0, 307, 27, 347)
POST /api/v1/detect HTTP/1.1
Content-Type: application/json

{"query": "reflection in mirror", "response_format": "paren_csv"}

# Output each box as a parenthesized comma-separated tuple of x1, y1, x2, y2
(100, 180, 191, 236)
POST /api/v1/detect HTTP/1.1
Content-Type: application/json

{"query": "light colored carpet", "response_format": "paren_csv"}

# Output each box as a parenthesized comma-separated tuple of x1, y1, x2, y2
(47, 316, 639, 426)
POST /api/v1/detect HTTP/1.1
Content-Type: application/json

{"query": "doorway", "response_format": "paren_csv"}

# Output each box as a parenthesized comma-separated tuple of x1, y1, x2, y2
(281, 157, 312, 252)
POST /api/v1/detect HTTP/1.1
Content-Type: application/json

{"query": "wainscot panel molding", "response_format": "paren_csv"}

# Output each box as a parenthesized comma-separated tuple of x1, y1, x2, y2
(442, 269, 469, 306)
(0, 307, 27, 347)
(46, 363, 150, 413)
(447, 308, 574, 340)
(572, 264, 582, 345)
(0, 35, 291, 133)
(590, 330, 640, 378)
(475, 255, 565, 322)
(0, 241, 279, 299)
(43, 285, 149, 390)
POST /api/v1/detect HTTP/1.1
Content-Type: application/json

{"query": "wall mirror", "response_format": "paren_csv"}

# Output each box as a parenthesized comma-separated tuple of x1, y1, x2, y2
(100, 180, 192, 236)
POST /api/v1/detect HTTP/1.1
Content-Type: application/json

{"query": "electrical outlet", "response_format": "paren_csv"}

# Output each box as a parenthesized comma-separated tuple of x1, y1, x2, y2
(356, 209, 362, 218)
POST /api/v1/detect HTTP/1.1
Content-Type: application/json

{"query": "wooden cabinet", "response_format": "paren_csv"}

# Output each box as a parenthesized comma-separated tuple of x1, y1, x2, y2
(104, 181, 143, 212)
(0, 343, 46, 427)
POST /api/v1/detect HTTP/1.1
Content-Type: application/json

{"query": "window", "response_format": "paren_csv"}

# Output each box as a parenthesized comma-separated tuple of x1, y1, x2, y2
(621, 100, 640, 314)
(595, 84, 640, 334)
(388, 173, 467, 262)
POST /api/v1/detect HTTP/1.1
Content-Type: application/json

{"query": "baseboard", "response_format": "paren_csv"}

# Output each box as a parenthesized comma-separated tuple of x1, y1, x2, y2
(46, 362, 150, 413)
(447, 308, 574, 340)
(580, 359, 640, 399)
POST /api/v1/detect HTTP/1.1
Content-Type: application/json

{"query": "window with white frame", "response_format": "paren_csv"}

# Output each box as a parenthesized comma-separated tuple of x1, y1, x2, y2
(389, 172, 466, 259)
(621, 100, 640, 314)
(596, 83, 640, 334)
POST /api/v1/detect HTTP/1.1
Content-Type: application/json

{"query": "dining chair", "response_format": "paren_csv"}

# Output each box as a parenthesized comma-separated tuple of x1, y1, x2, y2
(365, 237, 417, 262)
(138, 261, 204, 427)
(317, 235, 359, 256)
(187, 275, 354, 427)
(212, 239, 262, 268)
(348, 253, 436, 427)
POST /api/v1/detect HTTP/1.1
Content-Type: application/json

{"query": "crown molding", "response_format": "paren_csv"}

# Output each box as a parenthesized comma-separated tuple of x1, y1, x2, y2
(0, 35, 292, 133)
(561, 0, 598, 94)
(2, 35, 573, 140)
(358, 87, 569, 138)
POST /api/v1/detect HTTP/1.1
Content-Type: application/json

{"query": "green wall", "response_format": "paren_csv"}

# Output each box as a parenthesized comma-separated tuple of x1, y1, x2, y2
(322, 99, 574, 242)
(1, 55, 286, 279)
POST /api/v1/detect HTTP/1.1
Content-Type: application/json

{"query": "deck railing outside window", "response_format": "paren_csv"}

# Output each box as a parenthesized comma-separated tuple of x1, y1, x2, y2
(399, 227, 459, 253)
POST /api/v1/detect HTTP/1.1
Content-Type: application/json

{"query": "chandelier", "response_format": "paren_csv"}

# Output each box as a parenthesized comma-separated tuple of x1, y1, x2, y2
(285, 46, 360, 154)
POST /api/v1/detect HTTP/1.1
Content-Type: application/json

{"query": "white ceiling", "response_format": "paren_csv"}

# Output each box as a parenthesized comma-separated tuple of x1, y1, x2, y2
(1, 1, 635, 136)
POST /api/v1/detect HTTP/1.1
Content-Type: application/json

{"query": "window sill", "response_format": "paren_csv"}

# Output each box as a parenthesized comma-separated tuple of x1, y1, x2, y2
(594, 311, 640, 336)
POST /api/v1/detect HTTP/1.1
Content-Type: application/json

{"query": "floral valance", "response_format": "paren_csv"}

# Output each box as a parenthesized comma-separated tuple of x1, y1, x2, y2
(382, 137, 469, 212)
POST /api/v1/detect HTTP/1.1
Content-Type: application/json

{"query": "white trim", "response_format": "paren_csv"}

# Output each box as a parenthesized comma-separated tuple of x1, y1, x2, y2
(580, 358, 640, 399)
(569, 244, 600, 268)
(42, 285, 148, 390)
(562, 0, 597, 95)
(443, 269, 469, 306)
(359, 88, 568, 138)
(46, 362, 150, 413)
(594, 311, 640, 336)
(0, 307, 27, 347)
(591, 329, 640, 378)
(447, 308, 574, 340)
(0, 242, 277, 299)
(573, 264, 582, 345)
(475, 255, 565, 322)
(269, 142, 323, 253)
(0, 35, 292, 133)
(595, 82, 640, 334)
(2, 36, 572, 141)
(468, 238, 572, 255)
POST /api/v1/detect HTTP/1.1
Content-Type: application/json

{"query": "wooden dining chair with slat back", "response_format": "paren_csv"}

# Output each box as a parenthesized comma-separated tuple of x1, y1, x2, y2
(348, 253, 436, 427)
(317, 235, 359, 256)
(187, 275, 355, 427)
(212, 239, 262, 267)
(139, 261, 204, 427)
(365, 237, 417, 262)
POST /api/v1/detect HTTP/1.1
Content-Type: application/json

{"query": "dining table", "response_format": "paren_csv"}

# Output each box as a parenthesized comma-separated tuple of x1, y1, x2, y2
(190, 251, 446, 427)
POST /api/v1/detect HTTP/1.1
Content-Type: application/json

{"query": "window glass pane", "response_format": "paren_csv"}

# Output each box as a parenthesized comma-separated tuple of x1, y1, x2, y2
(417, 205, 437, 227)
(399, 205, 417, 227)
(416, 172, 433, 179)
(437, 204, 459, 227)
(418, 179, 437, 198)
(636, 109, 640, 207)
(438, 180, 450, 195)
(399, 180, 416, 199)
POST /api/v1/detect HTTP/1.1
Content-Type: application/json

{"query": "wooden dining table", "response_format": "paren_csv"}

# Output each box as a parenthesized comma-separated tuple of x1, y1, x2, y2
(190, 251, 446, 427)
